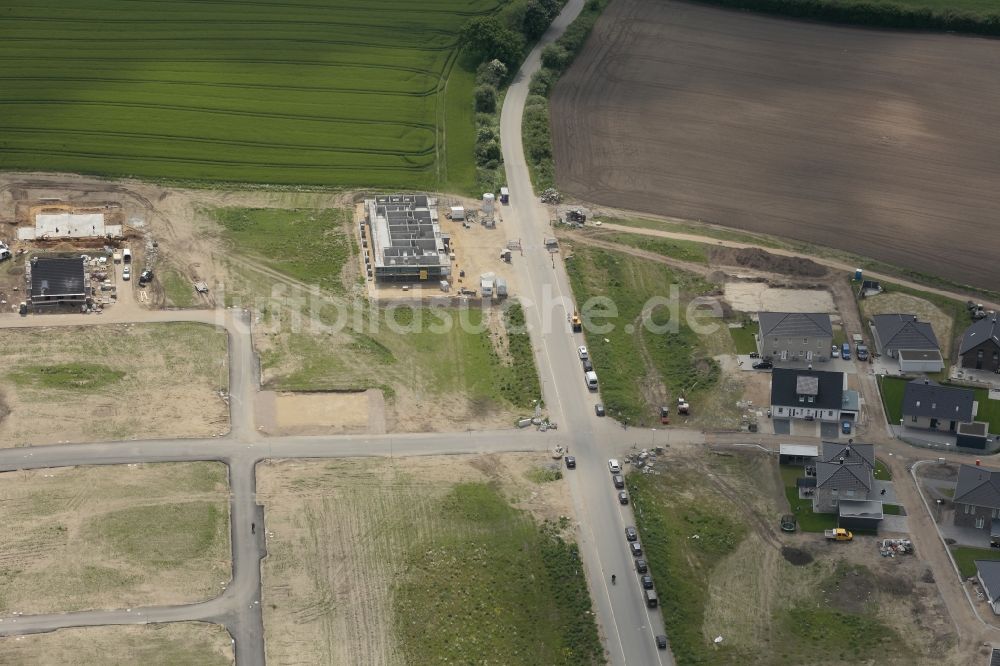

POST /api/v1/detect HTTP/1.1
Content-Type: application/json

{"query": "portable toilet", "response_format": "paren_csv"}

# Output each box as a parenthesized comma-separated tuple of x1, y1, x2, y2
(499, 187, 509, 204)
(854, 268, 863, 281)
(483, 193, 495, 216)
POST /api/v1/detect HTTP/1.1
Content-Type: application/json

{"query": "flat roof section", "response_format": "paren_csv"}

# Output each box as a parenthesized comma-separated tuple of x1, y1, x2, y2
(779, 444, 818, 457)
(365, 195, 450, 277)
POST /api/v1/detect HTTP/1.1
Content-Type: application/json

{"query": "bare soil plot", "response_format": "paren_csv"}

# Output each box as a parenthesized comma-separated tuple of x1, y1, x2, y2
(257, 454, 592, 666)
(0, 323, 228, 445)
(551, 0, 1000, 290)
(0, 463, 230, 614)
(0, 622, 233, 666)
(724, 283, 835, 314)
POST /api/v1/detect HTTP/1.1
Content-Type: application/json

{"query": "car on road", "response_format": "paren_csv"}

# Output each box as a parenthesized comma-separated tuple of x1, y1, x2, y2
(608, 459, 621, 474)
(122, 266, 131, 281)
(625, 526, 638, 541)
(578, 345, 588, 360)
(842, 421, 852, 435)
(564, 455, 576, 469)
(630, 541, 642, 557)
(656, 635, 668, 650)
(641, 574, 654, 589)
(618, 490, 629, 505)
(595, 403, 605, 417)
(752, 359, 773, 370)
(612, 474, 625, 489)
(582, 358, 593, 372)
(635, 558, 648, 573)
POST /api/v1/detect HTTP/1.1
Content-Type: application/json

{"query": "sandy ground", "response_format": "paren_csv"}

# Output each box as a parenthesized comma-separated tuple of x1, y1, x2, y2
(860, 291, 954, 359)
(0, 623, 234, 666)
(256, 453, 573, 666)
(551, 0, 1000, 290)
(0, 463, 230, 614)
(255, 390, 385, 436)
(0, 323, 229, 445)
(724, 283, 835, 314)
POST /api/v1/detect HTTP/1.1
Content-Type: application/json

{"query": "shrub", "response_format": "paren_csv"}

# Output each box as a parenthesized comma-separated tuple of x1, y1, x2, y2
(474, 85, 498, 113)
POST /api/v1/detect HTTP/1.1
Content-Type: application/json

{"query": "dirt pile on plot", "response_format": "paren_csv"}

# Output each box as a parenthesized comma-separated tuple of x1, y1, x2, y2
(781, 546, 813, 566)
(710, 247, 827, 277)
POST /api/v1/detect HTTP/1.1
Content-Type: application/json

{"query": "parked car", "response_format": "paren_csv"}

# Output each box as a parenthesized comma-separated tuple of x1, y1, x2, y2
(630, 542, 642, 557)
(122, 266, 131, 281)
(618, 491, 629, 505)
(595, 403, 606, 417)
(645, 589, 658, 608)
(856, 344, 869, 361)
(564, 455, 576, 469)
(831, 345, 839, 358)
(635, 558, 648, 573)
(656, 635, 668, 650)
(625, 526, 638, 541)
(641, 574, 654, 589)
(582, 358, 594, 372)
(842, 421, 852, 435)
(612, 474, 625, 489)
(752, 359, 773, 370)
(139, 268, 153, 284)
(608, 459, 621, 474)
(841, 342, 851, 360)
(578, 345, 589, 360)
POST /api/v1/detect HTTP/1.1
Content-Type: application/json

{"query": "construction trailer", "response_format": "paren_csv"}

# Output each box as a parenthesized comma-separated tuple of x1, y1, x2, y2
(365, 194, 451, 283)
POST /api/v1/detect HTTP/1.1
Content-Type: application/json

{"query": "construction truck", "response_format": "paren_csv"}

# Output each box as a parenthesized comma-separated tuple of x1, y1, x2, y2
(570, 312, 582, 332)
(824, 528, 853, 541)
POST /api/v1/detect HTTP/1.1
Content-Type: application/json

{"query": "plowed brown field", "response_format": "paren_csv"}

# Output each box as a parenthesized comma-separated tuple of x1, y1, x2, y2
(551, 0, 1000, 289)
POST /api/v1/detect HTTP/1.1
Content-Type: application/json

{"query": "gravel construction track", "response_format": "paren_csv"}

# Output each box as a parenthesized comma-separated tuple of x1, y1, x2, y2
(551, 0, 1000, 289)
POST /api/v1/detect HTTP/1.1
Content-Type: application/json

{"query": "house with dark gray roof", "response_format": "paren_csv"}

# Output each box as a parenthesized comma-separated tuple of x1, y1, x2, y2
(902, 379, 975, 432)
(954, 463, 1000, 538)
(976, 559, 1000, 615)
(770, 368, 844, 422)
(29, 256, 87, 309)
(757, 312, 833, 363)
(960, 316, 1000, 373)
(870, 314, 942, 371)
(813, 443, 875, 515)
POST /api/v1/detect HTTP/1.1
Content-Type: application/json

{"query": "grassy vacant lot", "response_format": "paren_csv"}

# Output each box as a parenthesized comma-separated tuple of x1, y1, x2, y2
(881, 376, 1000, 434)
(0, 323, 228, 444)
(213, 206, 541, 429)
(0, 0, 495, 191)
(952, 546, 1000, 578)
(258, 455, 600, 666)
(565, 245, 723, 425)
(602, 232, 709, 264)
(730, 320, 759, 355)
(780, 465, 837, 532)
(161, 266, 198, 308)
(0, 623, 233, 666)
(628, 452, 961, 665)
(0, 463, 230, 614)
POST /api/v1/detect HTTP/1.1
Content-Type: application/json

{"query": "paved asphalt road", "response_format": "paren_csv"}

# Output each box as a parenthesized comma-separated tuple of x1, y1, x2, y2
(498, 2, 672, 663)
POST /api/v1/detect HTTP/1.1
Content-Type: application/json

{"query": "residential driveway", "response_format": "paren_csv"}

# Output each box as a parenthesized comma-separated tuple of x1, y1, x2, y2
(940, 524, 993, 548)
(873, 480, 898, 504)
(881, 515, 910, 533)
(820, 421, 840, 439)
(773, 418, 791, 435)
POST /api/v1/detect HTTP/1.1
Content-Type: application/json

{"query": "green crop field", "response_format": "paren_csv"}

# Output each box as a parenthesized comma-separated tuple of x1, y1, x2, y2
(0, 0, 499, 190)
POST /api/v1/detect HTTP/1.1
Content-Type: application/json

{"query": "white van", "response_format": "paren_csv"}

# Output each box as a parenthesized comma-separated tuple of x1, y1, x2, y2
(585, 370, 598, 391)
(122, 248, 132, 264)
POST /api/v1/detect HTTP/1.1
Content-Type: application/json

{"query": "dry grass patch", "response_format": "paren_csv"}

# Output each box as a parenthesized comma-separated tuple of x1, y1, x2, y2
(0, 463, 230, 613)
(860, 292, 953, 359)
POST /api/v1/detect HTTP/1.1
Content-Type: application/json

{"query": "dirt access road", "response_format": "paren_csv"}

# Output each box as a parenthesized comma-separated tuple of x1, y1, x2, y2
(551, 0, 1000, 290)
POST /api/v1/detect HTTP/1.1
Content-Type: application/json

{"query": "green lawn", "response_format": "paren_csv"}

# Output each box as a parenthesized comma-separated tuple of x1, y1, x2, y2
(780, 465, 838, 532)
(565, 245, 721, 425)
(729, 320, 759, 355)
(0, 0, 497, 190)
(160, 267, 197, 308)
(394, 482, 601, 665)
(882, 504, 902, 515)
(952, 546, 1000, 578)
(8, 363, 124, 391)
(875, 458, 892, 480)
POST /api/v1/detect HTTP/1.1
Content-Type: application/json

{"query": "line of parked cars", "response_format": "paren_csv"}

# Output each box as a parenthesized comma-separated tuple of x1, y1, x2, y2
(609, 459, 668, 651)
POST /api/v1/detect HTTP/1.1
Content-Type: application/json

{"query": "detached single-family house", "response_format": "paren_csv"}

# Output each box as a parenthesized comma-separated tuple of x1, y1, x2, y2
(977, 560, 1000, 615)
(954, 463, 1000, 538)
(770, 368, 844, 422)
(960, 317, 1000, 372)
(757, 312, 833, 363)
(870, 313, 943, 372)
(901, 379, 975, 432)
(813, 442, 880, 530)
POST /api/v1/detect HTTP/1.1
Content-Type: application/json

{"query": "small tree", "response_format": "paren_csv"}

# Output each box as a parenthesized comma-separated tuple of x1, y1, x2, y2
(483, 59, 509, 86)
(461, 16, 524, 67)
(541, 43, 570, 71)
(474, 85, 498, 113)
(523, 0, 554, 40)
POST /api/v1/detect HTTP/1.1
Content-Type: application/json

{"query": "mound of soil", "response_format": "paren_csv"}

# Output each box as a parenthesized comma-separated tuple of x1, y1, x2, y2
(710, 246, 827, 277)
(781, 546, 813, 566)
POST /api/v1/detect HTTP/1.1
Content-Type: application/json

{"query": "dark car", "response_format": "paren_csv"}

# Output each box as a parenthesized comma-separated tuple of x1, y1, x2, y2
(564, 455, 576, 469)
(625, 526, 638, 542)
(618, 491, 629, 505)
(139, 269, 154, 284)
(752, 359, 773, 370)
(656, 635, 668, 650)
(595, 403, 606, 417)
(641, 574, 654, 589)
(635, 558, 648, 573)
(630, 541, 642, 557)
(582, 358, 594, 372)
(612, 474, 625, 489)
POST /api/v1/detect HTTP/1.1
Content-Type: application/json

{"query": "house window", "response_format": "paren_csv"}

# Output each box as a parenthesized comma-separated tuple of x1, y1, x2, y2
(994, 509, 1000, 519)
(911, 415, 918, 423)
(799, 396, 805, 403)
(845, 490, 855, 497)
(808, 396, 814, 403)
(965, 504, 973, 514)
(804, 338, 808, 344)
(978, 350, 984, 360)
(777, 407, 784, 414)
(828, 411, 834, 417)
(977, 517, 986, 529)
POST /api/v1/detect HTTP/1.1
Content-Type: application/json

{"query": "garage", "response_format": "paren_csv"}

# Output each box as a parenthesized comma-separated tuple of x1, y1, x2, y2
(898, 349, 944, 374)
(838, 499, 884, 532)
(773, 419, 791, 435)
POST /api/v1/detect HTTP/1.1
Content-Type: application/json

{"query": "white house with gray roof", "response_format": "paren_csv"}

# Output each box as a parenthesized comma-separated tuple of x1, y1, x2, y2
(757, 312, 833, 363)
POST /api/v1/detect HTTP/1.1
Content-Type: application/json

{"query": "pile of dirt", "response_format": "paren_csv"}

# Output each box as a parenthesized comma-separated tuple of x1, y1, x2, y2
(710, 246, 827, 277)
(781, 546, 813, 566)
